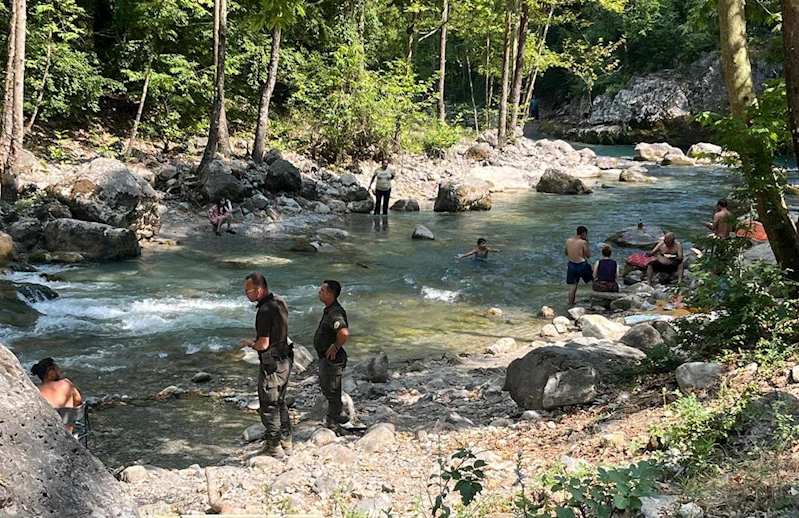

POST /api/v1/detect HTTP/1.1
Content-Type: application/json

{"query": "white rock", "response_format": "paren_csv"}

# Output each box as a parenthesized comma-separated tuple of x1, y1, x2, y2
(120, 465, 148, 483)
(578, 314, 629, 340)
(676, 362, 724, 392)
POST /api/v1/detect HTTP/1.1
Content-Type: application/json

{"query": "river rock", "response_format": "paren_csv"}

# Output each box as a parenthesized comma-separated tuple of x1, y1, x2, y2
(662, 152, 695, 166)
(243, 423, 267, 442)
(248, 455, 285, 471)
(687, 142, 723, 159)
(539, 306, 556, 318)
(676, 362, 724, 392)
(202, 162, 247, 202)
(120, 465, 148, 484)
(567, 307, 587, 320)
(308, 393, 357, 422)
(579, 314, 629, 340)
(191, 371, 212, 383)
(8, 218, 43, 252)
(634, 142, 684, 162)
(44, 219, 140, 260)
(620, 324, 664, 352)
(619, 167, 655, 183)
(487, 337, 518, 355)
(477, 130, 499, 147)
(356, 423, 396, 452)
(272, 469, 307, 491)
(540, 324, 560, 337)
(0, 232, 17, 263)
(0, 344, 140, 516)
(412, 225, 435, 240)
(263, 148, 283, 166)
(466, 142, 491, 160)
(316, 228, 351, 241)
(349, 199, 375, 213)
(536, 169, 592, 195)
(434, 178, 492, 212)
(607, 225, 665, 249)
(390, 198, 420, 211)
(49, 158, 161, 238)
(652, 320, 677, 345)
(292, 343, 314, 373)
(609, 295, 644, 312)
(503, 346, 598, 410)
(311, 428, 337, 447)
(466, 165, 535, 191)
(743, 242, 776, 265)
(0, 281, 41, 327)
(348, 351, 389, 383)
(264, 158, 302, 193)
(13, 283, 58, 303)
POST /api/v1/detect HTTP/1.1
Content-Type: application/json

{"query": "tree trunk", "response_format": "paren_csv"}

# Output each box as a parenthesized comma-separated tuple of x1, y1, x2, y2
(523, 3, 554, 118)
(214, 0, 232, 157)
(497, 0, 514, 147)
(26, 29, 52, 132)
(0, 0, 27, 201)
(437, 0, 448, 122)
(405, 13, 417, 63)
(126, 64, 152, 157)
(717, 0, 799, 278)
(486, 77, 493, 129)
(783, 0, 799, 162)
(467, 55, 479, 133)
(508, 0, 528, 134)
(197, 0, 227, 181)
(252, 25, 282, 164)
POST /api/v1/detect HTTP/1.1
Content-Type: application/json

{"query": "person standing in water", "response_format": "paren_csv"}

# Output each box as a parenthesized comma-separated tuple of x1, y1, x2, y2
(31, 358, 83, 432)
(565, 226, 592, 306)
(457, 238, 502, 261)
(705, 198, 734, 238)
(368, 158, 395, 216)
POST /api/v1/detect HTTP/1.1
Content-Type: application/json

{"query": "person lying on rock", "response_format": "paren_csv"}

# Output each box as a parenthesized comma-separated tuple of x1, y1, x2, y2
(457, 238, 502, 262)
(565, 226, 592, 306)
(209, 197, 235, 236)
(31, 357, 83, 432)
(644, 232, 684, 284)
(592, 245, 619, 293)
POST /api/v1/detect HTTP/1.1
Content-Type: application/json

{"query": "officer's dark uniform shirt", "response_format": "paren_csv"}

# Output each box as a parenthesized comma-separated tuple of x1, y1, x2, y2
(313, 301, 348, 358)
(255, 293, 290, 359)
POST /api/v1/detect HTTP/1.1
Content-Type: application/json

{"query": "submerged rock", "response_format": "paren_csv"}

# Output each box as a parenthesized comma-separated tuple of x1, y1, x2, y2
(607, 225, 666, 249)
(411, 225, 435, 240)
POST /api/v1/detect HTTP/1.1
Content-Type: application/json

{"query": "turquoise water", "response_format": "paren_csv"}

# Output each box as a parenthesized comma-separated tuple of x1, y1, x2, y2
(2, 164, 747, 400)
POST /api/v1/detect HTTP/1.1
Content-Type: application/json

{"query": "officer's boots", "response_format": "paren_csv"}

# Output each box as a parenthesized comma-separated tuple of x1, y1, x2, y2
(262, 439, 286, 459)
(280, 430, 293, 456)
(323, 415, 344, 435)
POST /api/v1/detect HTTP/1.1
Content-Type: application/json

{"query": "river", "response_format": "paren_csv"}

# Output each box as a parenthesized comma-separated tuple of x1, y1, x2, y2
(3, 150, 797, 467)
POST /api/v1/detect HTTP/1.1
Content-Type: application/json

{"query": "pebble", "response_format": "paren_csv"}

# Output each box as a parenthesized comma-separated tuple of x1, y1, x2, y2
(191, 372, 212, 383)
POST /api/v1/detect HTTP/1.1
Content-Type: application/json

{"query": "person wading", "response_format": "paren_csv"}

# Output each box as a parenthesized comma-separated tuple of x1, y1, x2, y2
(313, 280, 350, 434)
(31, 358, 83, 432)
(242, 273, 293, 458)
(564, 226, 592, 306)
(368, 158, 395, 216)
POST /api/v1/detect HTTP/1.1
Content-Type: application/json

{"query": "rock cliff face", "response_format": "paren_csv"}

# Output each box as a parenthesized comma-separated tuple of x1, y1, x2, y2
(542, 52, 782, 146)
(0, 344, 140, 517)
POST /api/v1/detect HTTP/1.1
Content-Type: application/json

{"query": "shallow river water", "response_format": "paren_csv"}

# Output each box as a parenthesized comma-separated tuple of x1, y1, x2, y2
(4, 153, 796, 467)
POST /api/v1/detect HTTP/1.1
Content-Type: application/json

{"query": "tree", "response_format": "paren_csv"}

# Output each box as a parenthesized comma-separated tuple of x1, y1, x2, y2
(251, 0, 306, 164)
(507, 0, 528, 133)
(497, 0, 514, 146)
(715, 0, 799, 278)
(197, 0, 228, 181)
(561, 36, 623, 116)
(783, 0, 799, 162)
(437, 0, 449, 121)
(214, 0, 232, 157)
(0, 0, 27, 201)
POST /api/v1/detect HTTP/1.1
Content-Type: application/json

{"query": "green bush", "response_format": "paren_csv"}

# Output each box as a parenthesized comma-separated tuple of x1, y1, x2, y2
(421, 120, 464, 158)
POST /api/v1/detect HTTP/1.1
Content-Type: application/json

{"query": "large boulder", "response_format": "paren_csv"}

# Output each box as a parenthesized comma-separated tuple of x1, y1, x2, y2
(662, 153, 696, 166)
(676, 362, 724, 392)
(390, 198, 420, 212)
(535, 169, 592, 195)
(50, 158, 161, 238)
(743, 242, 776, 266)
(503, 346, 598, 410)
(620, 323, 664, 352)
(0, 281, 41, 327)
(607, 225, 666, 249)
(619, 167, 656, 183)
(202, 161, 247, 202)
(687, 142, 723, 159)
(44, 219, 140, 261)
(8, 218, 44, 252)
(634, 142, 684, 162)
(465, 166, 536, 191)
(264, 158, 302, 193)
(579, 314, 629, 340)
(0, 232, 18, 263)
(0, 344, 140, 517)
(434, 178, 492, 212)
(349, 199, 375, 213)
(347, 351, 389, 383)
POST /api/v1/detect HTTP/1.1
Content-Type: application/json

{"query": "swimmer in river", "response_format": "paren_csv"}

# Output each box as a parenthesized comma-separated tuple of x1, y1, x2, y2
(457, 238, 502, 262)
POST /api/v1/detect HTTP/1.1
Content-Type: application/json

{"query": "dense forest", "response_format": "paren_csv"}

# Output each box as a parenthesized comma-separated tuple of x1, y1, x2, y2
(0, 0, 787, 163)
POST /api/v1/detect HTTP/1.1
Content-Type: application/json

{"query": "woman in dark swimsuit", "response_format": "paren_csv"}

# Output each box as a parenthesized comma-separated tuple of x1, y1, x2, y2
(592, 245, 619, 292)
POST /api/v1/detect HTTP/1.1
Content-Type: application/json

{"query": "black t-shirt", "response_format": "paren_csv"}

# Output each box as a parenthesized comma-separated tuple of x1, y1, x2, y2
(255, 293, 290, 358)
(313, 301, 348, 358)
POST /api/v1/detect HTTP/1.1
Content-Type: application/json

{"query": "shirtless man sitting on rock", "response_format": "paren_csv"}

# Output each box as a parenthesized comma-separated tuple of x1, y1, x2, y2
(565, 226, 592, 306)
(31, 358, 83, 432)
(644, 232, 684, 284)
(705, 199, 734, 238)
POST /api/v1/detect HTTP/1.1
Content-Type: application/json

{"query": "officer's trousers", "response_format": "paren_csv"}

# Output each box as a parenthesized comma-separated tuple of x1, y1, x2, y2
(257, 356, 292, 442)
(319, 351, 347, 418)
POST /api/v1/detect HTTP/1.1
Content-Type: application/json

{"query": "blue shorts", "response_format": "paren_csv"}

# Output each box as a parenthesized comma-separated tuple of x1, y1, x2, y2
(567, 261, 592, 285)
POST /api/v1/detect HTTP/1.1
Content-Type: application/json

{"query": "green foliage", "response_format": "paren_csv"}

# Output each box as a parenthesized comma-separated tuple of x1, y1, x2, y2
(514, 456, 658, 517)
(650, 387, 758, 474)
(429, 448, 487, 517)
(611, 344, 685, 384)
(420, 120, 465, 158)
(675, 241, 799, 362)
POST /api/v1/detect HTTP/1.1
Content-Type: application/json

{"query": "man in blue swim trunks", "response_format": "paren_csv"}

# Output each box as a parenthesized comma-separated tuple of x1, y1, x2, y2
(565, 226, 592, 306)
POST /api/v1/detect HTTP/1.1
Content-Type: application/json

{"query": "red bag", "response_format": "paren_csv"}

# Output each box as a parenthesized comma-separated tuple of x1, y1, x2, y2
(626, 252, 656, 268)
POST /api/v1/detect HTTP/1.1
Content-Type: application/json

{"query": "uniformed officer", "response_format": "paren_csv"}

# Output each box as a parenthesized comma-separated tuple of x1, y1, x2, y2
(242, 273, 293, 458)
(313, 279, 349, 432)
